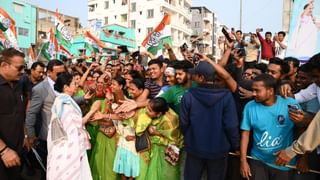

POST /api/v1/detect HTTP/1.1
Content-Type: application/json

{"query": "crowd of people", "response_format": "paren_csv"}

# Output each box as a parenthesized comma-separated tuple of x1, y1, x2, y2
(0, 26, 320, 180)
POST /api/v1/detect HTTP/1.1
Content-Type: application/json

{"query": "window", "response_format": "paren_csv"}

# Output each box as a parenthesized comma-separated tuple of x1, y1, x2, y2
(138, 28, 141, 33)
(131, 20, 136, 28)
(13, 3, 24, 13)
(139, 11, 142, 15)
(18, 27, 28, 36)
(147, 27, 153, 34)
(194, 22, 200, 28)
(38, 31, 47, 39)
(104, 17, 108, 25)
(114, 15, 117, 20)
(147, 9, 154, 18)
(131, 2, 136, 12)
(122, 0, 128, 5)
(120, 14, 127, 23)
(104, 1, 109, 9)
(113, 0, 115, 4)
(88, 4, 96, 12)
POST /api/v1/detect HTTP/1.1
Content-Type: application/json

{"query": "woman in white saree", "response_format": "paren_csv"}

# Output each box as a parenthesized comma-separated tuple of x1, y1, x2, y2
(47, 73, 98, 180)
(288, 2, 320, 58)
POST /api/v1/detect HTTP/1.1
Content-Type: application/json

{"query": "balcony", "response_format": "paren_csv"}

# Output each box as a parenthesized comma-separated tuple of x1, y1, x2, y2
(185, 0, 192, 7)
(203, 15, 211, 23)
(203, 39, 211, 46)
(162, 3, 191, 20)
(203, 27, 211, 34)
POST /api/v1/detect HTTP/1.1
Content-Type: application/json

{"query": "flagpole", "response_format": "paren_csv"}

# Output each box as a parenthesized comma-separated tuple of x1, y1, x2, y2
(57, 42, 60, 59)
(35, 44, 44, 61)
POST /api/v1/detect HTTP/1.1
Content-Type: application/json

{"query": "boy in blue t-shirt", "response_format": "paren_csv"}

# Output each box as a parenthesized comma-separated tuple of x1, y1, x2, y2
(240, 74, 300, 180)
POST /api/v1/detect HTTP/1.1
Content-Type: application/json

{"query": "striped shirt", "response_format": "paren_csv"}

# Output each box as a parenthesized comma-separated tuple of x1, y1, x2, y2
(145, 78, 168, 99)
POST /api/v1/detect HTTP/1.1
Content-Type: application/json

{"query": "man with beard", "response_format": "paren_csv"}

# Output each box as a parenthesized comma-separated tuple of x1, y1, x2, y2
(0, 48, 26, 180)
(159, 60, 195, 115)
(19, 62, 45, 108)
(256, 29, 274, 63)
(287, 62, 320, 180)
(240, 74, 300, 180)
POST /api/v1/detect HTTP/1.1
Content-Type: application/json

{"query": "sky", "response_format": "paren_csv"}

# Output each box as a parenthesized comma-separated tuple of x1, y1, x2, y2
(28, 0, 284, 33)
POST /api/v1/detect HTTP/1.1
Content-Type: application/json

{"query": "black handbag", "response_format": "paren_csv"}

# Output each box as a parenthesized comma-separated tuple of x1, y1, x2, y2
(135, 132, 151, 153)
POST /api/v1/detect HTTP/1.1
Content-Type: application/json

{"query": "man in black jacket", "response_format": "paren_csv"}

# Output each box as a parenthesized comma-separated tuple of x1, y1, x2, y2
(180, 60, 240, 180)
(0, 48, 26, 180)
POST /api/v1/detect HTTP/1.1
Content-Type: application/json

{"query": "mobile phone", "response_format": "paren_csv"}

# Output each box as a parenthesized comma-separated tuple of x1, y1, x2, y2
(111, 55, 118, 60)
(222, 28, 233, 43)
(257, 28, 263, 32)
(288, 104, 299, 113)
(236, 48, 246, 57)
(192, 54, 200, 63)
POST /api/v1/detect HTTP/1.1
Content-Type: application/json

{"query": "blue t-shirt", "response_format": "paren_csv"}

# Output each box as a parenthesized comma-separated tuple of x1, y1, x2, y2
(241, 96, 299, 171)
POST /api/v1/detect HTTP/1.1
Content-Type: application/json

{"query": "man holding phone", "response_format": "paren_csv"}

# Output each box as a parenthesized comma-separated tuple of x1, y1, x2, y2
(243, 33, 261, 69)
(256, 28, 274, 63)
(240, 74, 300, 180)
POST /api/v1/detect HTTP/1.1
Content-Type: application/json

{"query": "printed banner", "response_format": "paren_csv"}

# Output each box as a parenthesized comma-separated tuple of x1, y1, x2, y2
(286, 0, 320, 62)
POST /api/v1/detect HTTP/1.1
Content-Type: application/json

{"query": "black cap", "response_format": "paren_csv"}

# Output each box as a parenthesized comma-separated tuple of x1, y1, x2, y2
(188, 61, 215, 81)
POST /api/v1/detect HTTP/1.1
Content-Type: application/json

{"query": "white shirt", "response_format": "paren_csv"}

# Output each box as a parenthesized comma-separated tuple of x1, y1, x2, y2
(48, 77, 60, 96)
(295, 83, 320, 105)
(274, 40, 287, 59)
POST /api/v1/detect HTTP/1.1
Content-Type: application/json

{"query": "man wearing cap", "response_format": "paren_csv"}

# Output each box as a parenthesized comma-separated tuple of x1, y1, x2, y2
(180, 60, 240, 180)
(159, 60, 195, 115)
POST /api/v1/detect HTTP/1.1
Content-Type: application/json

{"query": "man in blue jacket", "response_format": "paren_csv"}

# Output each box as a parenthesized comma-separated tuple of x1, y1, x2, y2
(180, 60, 240, 180)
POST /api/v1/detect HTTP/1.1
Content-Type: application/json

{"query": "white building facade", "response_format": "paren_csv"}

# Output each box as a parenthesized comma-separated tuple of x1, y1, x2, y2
(190, 7, 217, 57)
(88, 0, 192, 53)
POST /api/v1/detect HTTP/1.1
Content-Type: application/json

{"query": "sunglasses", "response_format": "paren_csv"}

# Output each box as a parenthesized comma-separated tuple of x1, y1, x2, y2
(7, 62, 25, 71)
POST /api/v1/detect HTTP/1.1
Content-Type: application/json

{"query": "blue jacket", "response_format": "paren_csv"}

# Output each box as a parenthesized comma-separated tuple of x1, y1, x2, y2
(180, 86, 240, 159)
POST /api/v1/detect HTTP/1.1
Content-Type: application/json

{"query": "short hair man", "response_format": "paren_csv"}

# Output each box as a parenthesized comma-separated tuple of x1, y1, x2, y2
(180, 61, 240, 180)
(19, 61, 45, 101)
(160, 60, 194, 115)
(0, 48, 26, 180)
(25, 59, 65, 170)
(274, 31, 287, 59)
(256, 29, 274, 62)
(142, 59, 168, 99)
(284, 57, 300, 84)
(267, 58, 290, 81)
(284, 53, 320, 105)
(240, 74, 300, 180)
(244, 33, 261, 69)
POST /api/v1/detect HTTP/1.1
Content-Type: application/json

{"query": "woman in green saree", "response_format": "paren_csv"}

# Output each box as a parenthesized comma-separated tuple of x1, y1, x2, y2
(144, 97, 183, 180)
(89, 75, 127, 180)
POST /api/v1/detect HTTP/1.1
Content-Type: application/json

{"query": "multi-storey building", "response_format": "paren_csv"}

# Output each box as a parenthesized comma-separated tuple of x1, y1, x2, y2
(36, 7, 80, 45)
(190, 6, 217, 56)
(1, 0, 37, 52)
(88, 0, 192, 54)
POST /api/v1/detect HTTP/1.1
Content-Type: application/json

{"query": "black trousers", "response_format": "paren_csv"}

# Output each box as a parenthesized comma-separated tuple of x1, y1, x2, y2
(184, 153, 227, 180)
(225, 155, 246, 180)
(250, 159, 289, 180)
(0, 160, 21, 180)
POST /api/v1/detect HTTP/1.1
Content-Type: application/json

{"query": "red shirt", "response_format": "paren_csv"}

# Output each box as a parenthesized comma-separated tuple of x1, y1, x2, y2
(257, 32, 274, 60)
